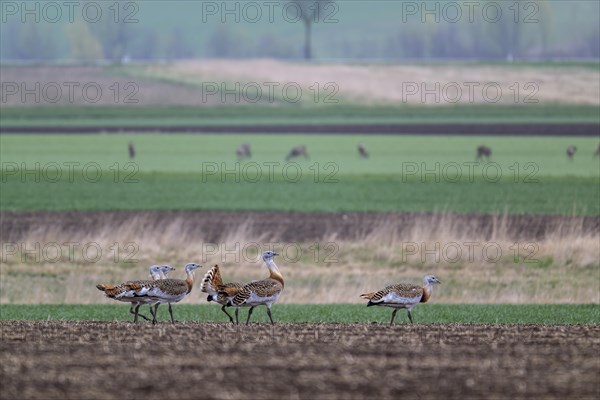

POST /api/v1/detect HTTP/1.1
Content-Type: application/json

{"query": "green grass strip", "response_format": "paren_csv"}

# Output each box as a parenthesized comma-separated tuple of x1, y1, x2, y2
(1, 304, 598, 325)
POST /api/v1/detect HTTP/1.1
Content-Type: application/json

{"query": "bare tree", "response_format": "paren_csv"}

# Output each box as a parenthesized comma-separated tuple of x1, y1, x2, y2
(476, 145, 492, 162)
(286, 145, 309, 161)
(566, 146, 577, 160)
(290, 0, 331, 60)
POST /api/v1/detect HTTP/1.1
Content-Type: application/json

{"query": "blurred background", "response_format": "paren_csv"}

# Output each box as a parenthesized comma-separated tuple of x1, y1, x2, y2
(1, 0, 599, 62)
(1, 0, 599, 307)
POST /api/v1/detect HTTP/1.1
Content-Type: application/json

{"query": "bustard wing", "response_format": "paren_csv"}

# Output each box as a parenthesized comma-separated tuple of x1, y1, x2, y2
(231, 279, 283, 306)
(216, 282, 244, 302)
(97, 279, 155, 298)
(121, 279, 189, 300)
(362, 283, 423, 305)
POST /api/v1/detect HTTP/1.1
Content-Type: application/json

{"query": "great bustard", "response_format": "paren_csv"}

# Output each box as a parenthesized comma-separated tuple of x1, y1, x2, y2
(361, 275, 441, 325)
(476, 145, 492, 161)
(119, 263, 202, 324)
(236, 143, 251, 160)
(226, 251, 284, 325)
(285, 145, 308, 161)
(358, 143, 369, 158)
(96, 265, 174, 323)
(566, 146, 577, 160)
(201, 264, 245, 323)
(128, 142, 136, 159)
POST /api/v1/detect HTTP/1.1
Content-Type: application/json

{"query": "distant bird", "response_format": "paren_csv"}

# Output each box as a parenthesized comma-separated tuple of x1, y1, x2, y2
(476, 145, 492, 161)
(285, 145, 308, 161)
(120, 263, 202, 324)
(358, 143, 369, 158)
(360, 275, 441, 325)
(201, 264, 245, 323)
(236, 143, 251, 160)
(594, 144, 600, 158)
(96, 265, 173, 323)
(128, 142, 136, 159)
(226, 251, 284, 325)
(566, 146, 577, 160)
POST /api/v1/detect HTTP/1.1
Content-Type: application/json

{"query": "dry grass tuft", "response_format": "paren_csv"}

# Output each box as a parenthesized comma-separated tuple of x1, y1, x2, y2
(1, 213, 598, 304)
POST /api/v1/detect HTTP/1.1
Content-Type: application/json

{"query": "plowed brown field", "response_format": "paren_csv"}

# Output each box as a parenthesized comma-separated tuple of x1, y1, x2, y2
(1, 321, 598, 400)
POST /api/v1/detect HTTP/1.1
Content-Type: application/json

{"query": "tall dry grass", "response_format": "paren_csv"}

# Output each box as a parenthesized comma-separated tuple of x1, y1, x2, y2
(140, 60, 600, 105)
(1, 213, 598, 304)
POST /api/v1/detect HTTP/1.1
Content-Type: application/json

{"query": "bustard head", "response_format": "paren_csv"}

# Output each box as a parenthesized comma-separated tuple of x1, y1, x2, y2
(424, 275, 441, 285)
(160, 265, 175, 276)
(262, 251, 279, 262)
(149, 265, 163, 278)
(183, 263, 202, 274)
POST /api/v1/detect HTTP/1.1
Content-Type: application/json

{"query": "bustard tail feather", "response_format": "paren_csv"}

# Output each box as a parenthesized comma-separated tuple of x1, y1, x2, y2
(360, 292, 375, 300)
(96, 284, 112, 291)
(200, 265, 222, 296)
(96, 283, 123, 298)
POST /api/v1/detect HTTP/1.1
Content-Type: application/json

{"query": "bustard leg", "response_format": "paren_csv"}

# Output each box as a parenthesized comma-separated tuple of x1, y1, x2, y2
(129, 303, 137, 322)
(390, 309, 399, 325)
(132, 303, 150, 323)
(246, 306, 255, 325)
(168, 303, 175, 323)
(235, 308, 239, 325)
(266, 306, 275, 325)
(221, 304, 234, 323)
(152, 303, 160, 325)
(407, 309, 414, 324)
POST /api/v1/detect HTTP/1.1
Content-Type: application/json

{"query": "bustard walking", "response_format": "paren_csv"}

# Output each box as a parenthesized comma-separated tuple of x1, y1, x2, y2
(476, 145, 492, 161)
(566, 146, 577, 160)
(236, 143, 251, 160)
(226, 251, 284, 325)
(358, 143, 369, 158)
(96, 265, 174, 323)
(119, 263, 202, 324)
(594, 144, 600, 157)
(201, 264, 245, 323)
(285, 145, 308, 161)
(361, 275, 441, 325)
(128, 142, 136, 159)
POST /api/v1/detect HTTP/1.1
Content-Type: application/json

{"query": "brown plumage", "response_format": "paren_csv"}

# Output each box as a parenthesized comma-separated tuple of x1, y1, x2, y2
(361, 275, 441, 325)
(226, 251, 284, 325)
(201, 265, 244, 323)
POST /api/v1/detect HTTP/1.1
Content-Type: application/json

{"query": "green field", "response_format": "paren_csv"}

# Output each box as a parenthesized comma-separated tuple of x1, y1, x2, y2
(1, 304, 598, 324)
(1, 133, 599, 214)
(2, 104, 599, 126)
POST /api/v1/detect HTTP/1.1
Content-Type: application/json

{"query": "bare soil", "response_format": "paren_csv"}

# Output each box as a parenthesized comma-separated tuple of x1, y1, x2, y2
(0, 66, 246, 107)
(1, 321, 598, 400)
(2, 210, 598, 243)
